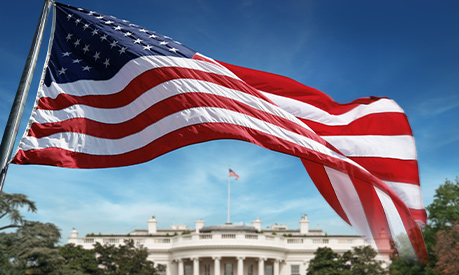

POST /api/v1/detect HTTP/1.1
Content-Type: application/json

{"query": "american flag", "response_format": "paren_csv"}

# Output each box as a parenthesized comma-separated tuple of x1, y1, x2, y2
(12, 2, 427, 262)
(229, 168, 239, 180)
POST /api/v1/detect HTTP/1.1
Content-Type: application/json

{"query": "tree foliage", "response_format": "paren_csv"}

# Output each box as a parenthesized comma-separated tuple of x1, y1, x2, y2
(3, 221, 64, 274)
(307, 246, 387, 275)
(307, 247, 345, 275)
(0, 192, 37, 231)
(59, 243, 101, 275)
(433, 221, 459, 275)
(389, 177, 459, 274)
(93, 239, 159, 275)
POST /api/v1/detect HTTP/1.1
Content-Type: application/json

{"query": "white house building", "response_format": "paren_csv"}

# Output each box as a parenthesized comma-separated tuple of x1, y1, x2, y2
(68, 215, 391, 275)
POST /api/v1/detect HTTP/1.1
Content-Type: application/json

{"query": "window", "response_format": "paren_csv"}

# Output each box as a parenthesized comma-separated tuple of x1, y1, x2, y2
(291, 265, 300, 275)
(265, 265, 273, 275)
(248, 264, 253, 275)
(158, 265, 167, 275)
(185, 265, 192, 275)
(205, 264, 211, 275)
(312, 239, 329, 244)
(224, 264, 233, 275)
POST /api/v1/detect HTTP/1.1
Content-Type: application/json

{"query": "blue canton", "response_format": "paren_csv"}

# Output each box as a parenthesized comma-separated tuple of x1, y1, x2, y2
(44, 2, 197, 85)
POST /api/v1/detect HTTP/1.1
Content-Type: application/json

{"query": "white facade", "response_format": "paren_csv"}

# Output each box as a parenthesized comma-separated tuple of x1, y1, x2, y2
(68, 215, 391, 275)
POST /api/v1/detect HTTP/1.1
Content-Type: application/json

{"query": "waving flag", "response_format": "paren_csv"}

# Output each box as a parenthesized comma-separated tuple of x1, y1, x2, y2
(11, 2, 427, 262)
(229, 168, 239, 180)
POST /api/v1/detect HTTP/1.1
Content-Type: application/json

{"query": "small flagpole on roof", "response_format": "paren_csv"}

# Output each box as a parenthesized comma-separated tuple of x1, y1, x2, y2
(227, 164, 231, 224)
(0, 0, 53, 194)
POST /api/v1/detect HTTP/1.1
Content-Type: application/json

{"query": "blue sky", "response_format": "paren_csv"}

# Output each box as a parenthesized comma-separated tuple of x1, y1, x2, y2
(1, 0, 458, 242)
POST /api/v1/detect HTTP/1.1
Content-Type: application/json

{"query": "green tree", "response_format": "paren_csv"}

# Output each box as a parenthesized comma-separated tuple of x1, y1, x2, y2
(347, 246, 386, 275)
(94, 239, 160, 275)
(307, 246, 387, 275)
(389, 177, 459, 274)
(433, 221, 459, 275)
(59, 243, 101, 275)
(307, 247, 346, 275)
(6, 221, 64, 274)
(0, 192, 37, 231)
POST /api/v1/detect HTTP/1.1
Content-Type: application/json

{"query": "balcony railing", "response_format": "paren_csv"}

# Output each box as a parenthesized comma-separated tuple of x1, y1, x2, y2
(68, 232, 367, 251)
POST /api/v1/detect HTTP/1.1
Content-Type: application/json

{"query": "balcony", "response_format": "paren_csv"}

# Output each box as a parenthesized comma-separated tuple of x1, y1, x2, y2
(68, 231, 366, 252)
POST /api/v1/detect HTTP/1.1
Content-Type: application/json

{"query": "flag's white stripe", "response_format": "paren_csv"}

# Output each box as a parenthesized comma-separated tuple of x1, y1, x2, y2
(34, 78, 314, 134)
(322, 135, 417, 160)
(42, 55, 240, 99)
(374, 187, 417, 259)
(383, 181, 424, 210)
(324, 166, 374, 239)
(20, 107, 353, 168)
(261, 92, 404, 126)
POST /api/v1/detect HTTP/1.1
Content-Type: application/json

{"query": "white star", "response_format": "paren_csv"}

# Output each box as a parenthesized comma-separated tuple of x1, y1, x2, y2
(110, 41, 119, 48)
(143, 45, 152, 50)
(105, 20, 114, 25)
(83, 24, 90, 30)
(159, 41, 168, 45)
(58, 67, 67, 75)
(67, 14, 73, 21)
(103, 58, 110, 68)
(119, 47, 127, 55)
(149, 34, 158, 39)
(75, 18, 81, 25)
(169, 47, 179, 53)
(91, 29, 99, 36)
(124, 32, 132, 37)
(93, 51, 101, 61)
(164, 36, 172, 39)
(134, 38, 142, 44)
(139, 29, 148, 33)
(82, 44, 90, 53)
(114, 26, 122, 31)
(82, 65, 91, 71)
(88, 11, 95, 16)
(96, 15, 104, 20)
(65, 33, 73, 42)
(100, 34, 109, 41)
(62, 52, 71, 57)
(73, 39, 81, 47)
(72, 59, 82, 64)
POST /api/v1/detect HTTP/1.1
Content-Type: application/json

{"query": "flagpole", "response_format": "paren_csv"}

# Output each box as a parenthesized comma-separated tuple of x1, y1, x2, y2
(227, 164, 231, 224)
(0, 0, 53, 194)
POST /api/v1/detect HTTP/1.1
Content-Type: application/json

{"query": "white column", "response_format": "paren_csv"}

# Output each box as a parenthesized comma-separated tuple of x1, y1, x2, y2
(258, 258, 265, 275)
(178, 260, 184, 275)
(213, 257, 221, 275)
(237, 257, 245, 275)
(273, 260, 280, 275)
(193, 257, 200, 275)
(162, 262, 171, 275)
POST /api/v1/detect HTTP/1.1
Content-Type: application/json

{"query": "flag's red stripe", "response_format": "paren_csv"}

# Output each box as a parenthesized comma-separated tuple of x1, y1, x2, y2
(29, 93, 326, 147)
(349, 157, 419, 185)
(409, 209, 428, 226)
(300, 112, 413, 136)
(37, 66, 273, 111)
(14, 122, 336, 168)
(394, 202, 429, 263)
(352, 177, 393, 253)
(302, 159, 351, 225)
(219, 61, 385, 115)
